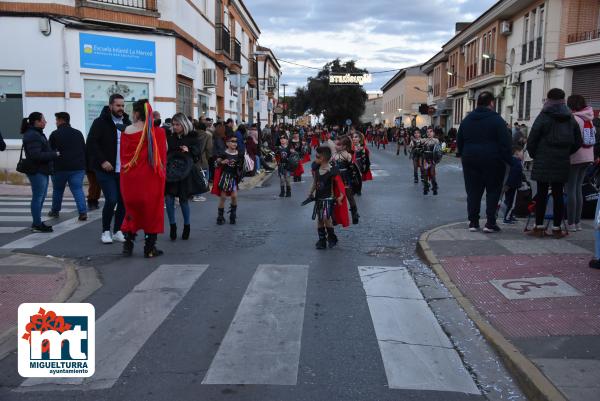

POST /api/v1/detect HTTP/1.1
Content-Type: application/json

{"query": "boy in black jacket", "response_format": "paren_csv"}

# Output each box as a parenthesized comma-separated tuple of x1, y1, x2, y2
(501, 146, 525, 224)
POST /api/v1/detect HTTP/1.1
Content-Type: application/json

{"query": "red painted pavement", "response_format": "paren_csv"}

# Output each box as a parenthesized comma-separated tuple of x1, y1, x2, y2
(440, 254, 600, 338)
(0, 271, 67, 334)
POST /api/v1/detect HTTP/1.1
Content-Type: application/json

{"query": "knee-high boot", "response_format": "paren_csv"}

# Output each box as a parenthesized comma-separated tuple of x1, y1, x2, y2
(144, 234, 163, 258)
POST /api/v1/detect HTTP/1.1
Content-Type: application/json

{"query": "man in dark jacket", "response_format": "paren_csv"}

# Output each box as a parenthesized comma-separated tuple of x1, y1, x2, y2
(86, 93, 131, 244)
(48, 112, 88, 221)
(457, 91, 512, 233)
(0, 130, 5, 151)
(526, 88, 582, 238)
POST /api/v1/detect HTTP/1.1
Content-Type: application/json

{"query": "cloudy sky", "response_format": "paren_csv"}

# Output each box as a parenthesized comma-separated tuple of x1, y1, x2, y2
(244, 0, 497, 93)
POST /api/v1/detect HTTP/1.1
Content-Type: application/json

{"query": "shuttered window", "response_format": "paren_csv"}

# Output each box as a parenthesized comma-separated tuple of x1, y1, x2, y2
(573, 65, 600, 111)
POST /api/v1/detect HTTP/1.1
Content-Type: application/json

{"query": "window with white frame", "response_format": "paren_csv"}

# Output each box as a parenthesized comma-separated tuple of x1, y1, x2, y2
(0, 75, 23, 140)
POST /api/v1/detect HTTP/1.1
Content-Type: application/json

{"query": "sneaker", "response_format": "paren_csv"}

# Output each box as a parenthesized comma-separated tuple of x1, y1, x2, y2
(509, 216, 519, 223)
(112, 231, 126, 243)
(567, 224, 577, 232)
(47, 211, 59, 218)
(526, 226, 546, 238)
(552, 227, 567, 239)
(589, 259, 600, 270)
(192, 196, 206, 202)
(78, 213, 88, 221)
(101, 231, 113, 244)
(483, 223, 501, 233)
(32, 223, 53, 233)
(468, 221, 480, 232)
(502, 219, 516, 225)
(576, 224, 583, 232)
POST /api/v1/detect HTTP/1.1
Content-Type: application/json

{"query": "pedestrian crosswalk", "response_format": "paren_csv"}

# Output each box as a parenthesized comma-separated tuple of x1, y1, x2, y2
(0, 196, 102, 248)
(17, 264, 479, 395)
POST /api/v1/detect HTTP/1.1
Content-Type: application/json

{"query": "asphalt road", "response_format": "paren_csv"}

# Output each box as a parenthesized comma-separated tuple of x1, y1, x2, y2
(0, 145, 526, 401)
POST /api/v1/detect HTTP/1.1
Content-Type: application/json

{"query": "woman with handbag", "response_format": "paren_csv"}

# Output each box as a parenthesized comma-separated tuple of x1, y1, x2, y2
(165, 113, 201, 241)
(120, 100, 167, 258)
(20, 112, 59, 233)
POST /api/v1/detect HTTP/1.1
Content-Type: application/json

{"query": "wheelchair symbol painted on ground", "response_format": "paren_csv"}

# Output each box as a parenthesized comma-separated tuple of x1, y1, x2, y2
(490, 277, 582, 300)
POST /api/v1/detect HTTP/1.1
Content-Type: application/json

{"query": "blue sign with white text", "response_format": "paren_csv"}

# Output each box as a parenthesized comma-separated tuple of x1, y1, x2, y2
(79, 33, 156, 73)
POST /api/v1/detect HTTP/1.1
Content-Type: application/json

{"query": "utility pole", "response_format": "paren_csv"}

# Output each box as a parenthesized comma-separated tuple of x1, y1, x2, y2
(282, 83, 288, 125)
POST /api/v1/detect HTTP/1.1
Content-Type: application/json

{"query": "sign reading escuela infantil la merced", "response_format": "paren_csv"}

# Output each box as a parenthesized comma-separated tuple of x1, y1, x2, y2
(79, 33, 156, 73)
(329, 73, 373, 86)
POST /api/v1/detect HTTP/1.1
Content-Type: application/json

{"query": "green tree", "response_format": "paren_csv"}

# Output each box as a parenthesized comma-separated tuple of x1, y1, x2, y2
(294, 59, 368, 126)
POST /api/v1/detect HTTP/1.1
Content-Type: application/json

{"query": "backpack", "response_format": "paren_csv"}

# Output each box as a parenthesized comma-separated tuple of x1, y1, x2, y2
(582, 120, 596, 148)
(547, 118, 576, 147)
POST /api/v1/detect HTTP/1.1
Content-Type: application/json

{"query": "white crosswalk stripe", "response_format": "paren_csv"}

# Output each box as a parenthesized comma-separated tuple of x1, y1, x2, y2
(371, 169, 390, 177)
(0, 208, 75, 214)
(15, 264, 478, 393)
(358, 266, 480, 394)
(203, 264, 309, 385)
(18, 264, 209, 392)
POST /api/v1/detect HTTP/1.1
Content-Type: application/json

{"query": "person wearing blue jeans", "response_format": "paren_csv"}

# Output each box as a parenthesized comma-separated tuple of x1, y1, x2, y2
(51, 170, 87, 216)
(27, 173, 50, 227)
(165, 195, 190, 228)
(95, 169, 125, 240)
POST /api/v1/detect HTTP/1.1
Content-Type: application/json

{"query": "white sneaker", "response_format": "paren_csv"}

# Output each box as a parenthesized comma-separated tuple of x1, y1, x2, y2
(192, 196, 206, 202)
(576, 224, 583, 231)
(112, 231, 126, 243)
(567, 224, 577, 232)
(101, 231, 113, 244)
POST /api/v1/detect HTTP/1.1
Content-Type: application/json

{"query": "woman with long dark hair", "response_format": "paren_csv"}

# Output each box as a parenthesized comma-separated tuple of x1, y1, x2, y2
(21, 112, 59, 232)
(120, 99, 167, 258)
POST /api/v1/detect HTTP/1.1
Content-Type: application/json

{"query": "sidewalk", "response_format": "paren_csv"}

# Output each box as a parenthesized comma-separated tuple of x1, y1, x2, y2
(0, 252, 89, 359)
(419, 220, 600, 401)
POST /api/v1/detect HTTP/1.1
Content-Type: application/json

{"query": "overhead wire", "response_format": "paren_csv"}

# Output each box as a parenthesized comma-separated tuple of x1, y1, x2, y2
(276, 58, 403, 74)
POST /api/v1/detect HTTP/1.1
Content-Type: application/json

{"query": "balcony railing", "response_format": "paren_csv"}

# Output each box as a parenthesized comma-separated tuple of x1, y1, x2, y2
(568, 29, 600, 44)
(232, 39, 241, 64)
(216, 23, 231, 56)
(87, 0, 157, 11)
(249, 59, 258, 78)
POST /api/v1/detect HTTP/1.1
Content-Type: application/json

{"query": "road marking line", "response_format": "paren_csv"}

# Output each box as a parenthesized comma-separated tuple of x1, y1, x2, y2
(0, 216, 41, 222)
(0, 197, 75, 201)
(0, 227, 27, 234)
(0, 208, 75, 213)
(358, 266, 480, 394)
(0, 202, 77, 206)
(371, 170, 390, 177)
(18, 264, 209, 391)
(1, 211, 101, 250)
(202, 264, 309, 385)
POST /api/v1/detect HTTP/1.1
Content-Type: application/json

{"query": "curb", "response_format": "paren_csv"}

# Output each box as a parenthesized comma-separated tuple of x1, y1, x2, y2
(417, 223, 567, 401)
(0, 254, 101, 360)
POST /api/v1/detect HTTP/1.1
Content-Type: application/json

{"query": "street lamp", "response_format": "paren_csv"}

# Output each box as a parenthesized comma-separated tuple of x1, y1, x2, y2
(482, 53, 513, 71)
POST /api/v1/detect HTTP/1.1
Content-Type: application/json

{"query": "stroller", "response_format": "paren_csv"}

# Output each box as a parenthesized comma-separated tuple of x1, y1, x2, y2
(524, 192, 569, 234)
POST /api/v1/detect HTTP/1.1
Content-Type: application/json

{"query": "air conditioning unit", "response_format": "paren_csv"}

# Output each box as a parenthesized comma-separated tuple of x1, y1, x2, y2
(494, 86, 504, 98)
(510, 72, 521, 85)
(500, 21, 512, 35)
(203, 69, 216, 88)
(460, 46, 466, 54)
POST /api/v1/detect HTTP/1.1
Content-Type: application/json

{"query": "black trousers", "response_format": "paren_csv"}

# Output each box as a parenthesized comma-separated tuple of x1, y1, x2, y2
(462, 158, 506, 224)
(534, 182, 564, 227)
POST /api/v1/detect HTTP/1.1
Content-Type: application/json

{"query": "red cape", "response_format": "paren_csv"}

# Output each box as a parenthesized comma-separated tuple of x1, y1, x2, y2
(293, 162, 305, 177)
(333, 175, 350, 228)
(120, 127, 167, 234)
(310, 136, 320, 148)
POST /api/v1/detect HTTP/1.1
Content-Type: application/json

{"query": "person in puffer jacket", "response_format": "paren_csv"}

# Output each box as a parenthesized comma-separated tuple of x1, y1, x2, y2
(566, 95, 596, 232)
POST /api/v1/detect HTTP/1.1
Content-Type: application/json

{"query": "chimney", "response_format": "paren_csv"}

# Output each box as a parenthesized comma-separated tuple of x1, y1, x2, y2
(455, 22, 471, 34)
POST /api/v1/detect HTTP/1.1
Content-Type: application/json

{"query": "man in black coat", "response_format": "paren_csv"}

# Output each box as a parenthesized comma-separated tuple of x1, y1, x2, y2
(49, 112, 88, 221)
(457, 91, 512, 233)
(86, 93, 131, 244)
(0, 129, 5, 151)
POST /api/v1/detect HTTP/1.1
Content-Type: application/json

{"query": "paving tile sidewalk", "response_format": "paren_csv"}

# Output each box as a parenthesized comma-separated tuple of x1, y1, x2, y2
(420, 220, 600, 401)
(0, 251, 78, 359)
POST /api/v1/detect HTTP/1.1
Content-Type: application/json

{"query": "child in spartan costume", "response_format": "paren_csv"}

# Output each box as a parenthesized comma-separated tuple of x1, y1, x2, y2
(421, 127, 442, 195)
(290, 132, 305, 182)
(306, 146, 350, 249)
(310, 128, 320, 149)
(275, 133, 293, 197)
(211, 135, 245, 224)
(333, 135, 361, 224)
(409, 130, 425, 184)
(302, 137, 312, 164)
(352, 132, 373, 183)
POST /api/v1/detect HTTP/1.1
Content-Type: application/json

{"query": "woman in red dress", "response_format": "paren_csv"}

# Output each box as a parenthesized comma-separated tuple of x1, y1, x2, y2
(120, 99, 167, 258)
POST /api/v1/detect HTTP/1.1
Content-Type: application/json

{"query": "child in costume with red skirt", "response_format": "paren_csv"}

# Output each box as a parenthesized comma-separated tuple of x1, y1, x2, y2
(290, 132, 305, 182)
(310, 129, 320, 149)
(306, 146, 349, 249)
(211, 135, 244, 225)
(352, 131, 373, 182)
(120, 99, 167, 258)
